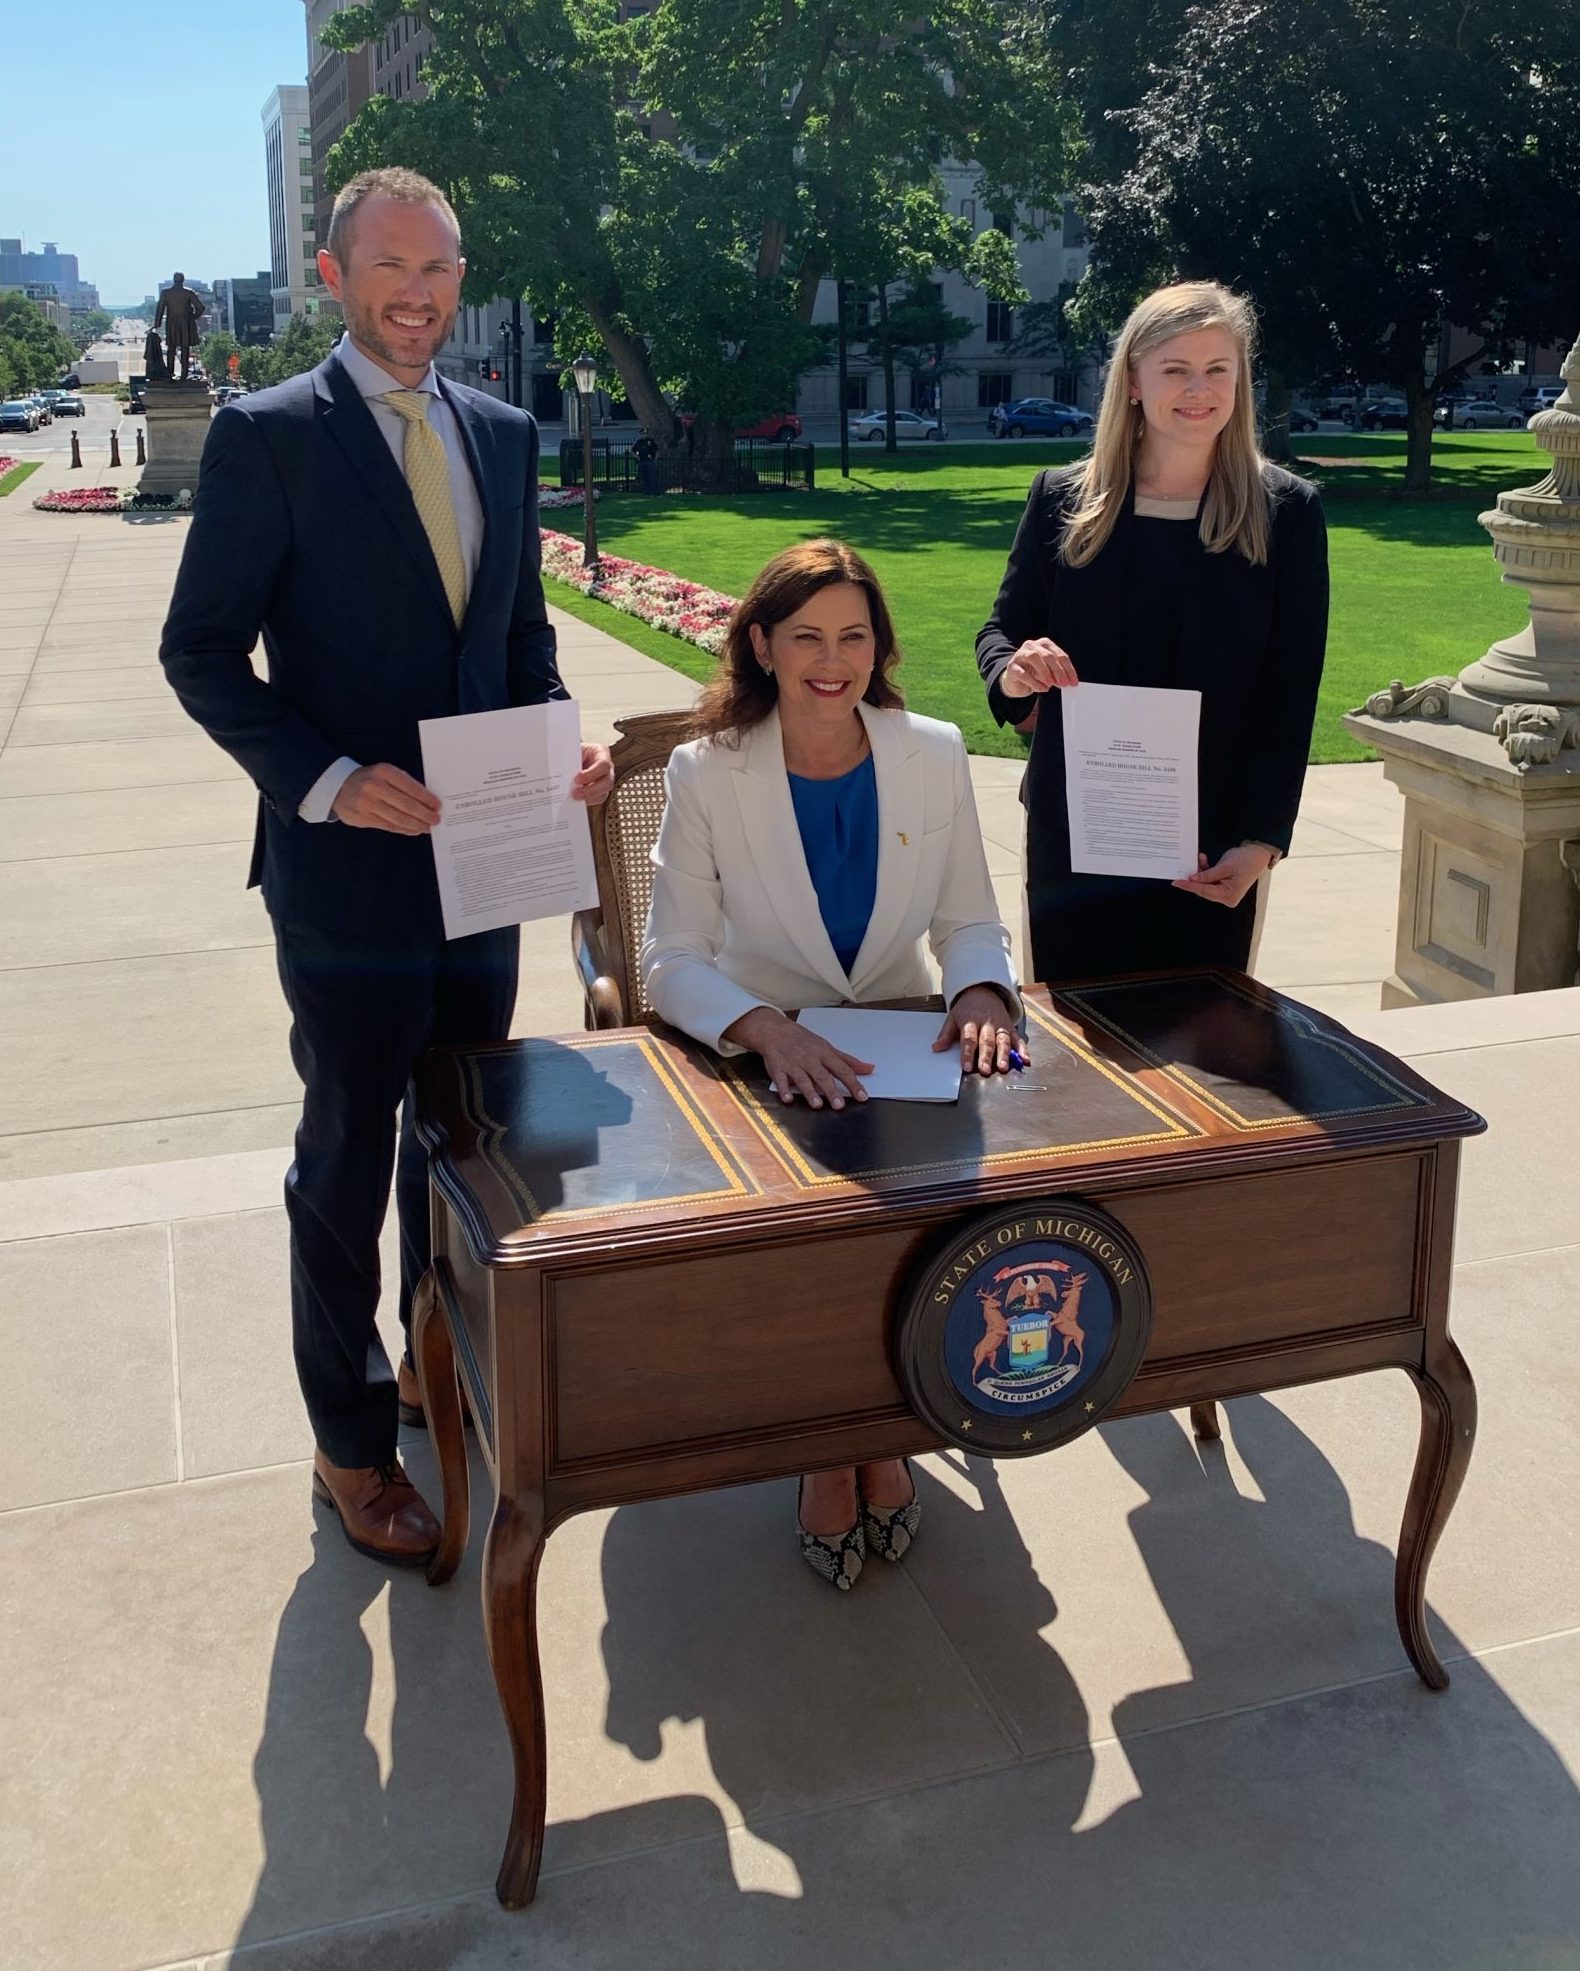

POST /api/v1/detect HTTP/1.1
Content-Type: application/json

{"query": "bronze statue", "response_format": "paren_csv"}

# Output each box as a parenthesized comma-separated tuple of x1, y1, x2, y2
(143, 328, 169, 383)
(153, 272, 207, 383)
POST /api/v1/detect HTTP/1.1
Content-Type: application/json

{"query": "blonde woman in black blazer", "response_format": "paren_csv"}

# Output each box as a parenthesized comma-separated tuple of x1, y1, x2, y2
(976, 281, 1329, 984)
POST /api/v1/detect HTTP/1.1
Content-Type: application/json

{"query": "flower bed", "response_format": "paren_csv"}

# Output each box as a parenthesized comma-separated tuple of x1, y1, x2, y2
(0, 457, 18, 477)
(33, 486, 193, 513)
(537, 485, 593, 511)
(541, 528, 738, 656)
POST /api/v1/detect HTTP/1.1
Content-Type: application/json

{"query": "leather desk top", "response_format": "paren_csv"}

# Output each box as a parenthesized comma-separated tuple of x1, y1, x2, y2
(412, 970, 1485, 1266)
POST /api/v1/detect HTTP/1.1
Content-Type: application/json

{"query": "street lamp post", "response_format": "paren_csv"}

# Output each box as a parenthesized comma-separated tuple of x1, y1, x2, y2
(571, 350, 600, 573)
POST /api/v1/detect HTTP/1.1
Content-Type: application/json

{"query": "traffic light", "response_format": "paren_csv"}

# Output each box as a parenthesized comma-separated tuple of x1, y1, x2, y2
(490, 366, 501, 382)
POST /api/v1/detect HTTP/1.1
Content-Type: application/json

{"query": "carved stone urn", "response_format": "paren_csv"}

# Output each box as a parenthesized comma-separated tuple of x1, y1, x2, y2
(1343, 334, 1580, 1004)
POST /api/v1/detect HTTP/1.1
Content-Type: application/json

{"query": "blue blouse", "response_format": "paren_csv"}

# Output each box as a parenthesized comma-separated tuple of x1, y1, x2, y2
(787, 753, 879, 975)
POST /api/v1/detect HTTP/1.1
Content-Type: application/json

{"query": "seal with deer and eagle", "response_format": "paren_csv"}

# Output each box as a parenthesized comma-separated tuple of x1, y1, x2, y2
(895, 1198, 1153, 1456)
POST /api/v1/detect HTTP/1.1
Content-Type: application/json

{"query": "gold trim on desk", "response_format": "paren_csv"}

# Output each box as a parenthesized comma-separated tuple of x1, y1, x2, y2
(716, 1002, 1199, 1192)
(465, 1034, 758, 1225)
(1058, 974, 1427, 1131)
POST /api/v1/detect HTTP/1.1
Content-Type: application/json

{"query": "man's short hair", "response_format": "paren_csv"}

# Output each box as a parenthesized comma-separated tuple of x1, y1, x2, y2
(326, 167, 461, 264)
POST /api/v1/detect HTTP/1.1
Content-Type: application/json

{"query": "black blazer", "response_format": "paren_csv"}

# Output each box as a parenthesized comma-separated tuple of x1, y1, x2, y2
(975, 464, 1329, 860)
(159, 349, 566, 950)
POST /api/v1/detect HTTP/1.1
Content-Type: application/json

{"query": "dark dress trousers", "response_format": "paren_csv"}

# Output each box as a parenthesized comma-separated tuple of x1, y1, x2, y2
(160, 349, 567, 1466)
(976, 464, 1329, 985)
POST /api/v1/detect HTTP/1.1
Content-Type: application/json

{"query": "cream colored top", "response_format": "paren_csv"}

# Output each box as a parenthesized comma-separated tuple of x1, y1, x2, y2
(1133, 494, 1200, 520)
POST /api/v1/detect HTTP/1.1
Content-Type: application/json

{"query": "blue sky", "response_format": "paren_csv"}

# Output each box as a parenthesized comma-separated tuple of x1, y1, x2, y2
(2, 2, 312, 303)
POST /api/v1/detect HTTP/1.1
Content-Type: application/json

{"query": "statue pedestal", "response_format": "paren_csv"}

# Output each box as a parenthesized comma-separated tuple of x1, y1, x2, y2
(138, 381, 210, 498)
(1342, 707, 1580, 1005)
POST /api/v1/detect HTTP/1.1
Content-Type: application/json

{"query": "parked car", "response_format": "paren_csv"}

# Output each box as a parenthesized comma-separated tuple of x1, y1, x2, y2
(1517, 385, 1562, 416)
(848, 407, 947, 442)
(0, 399, 39, 433)
(212, 384, 249, 406)
(1287, 407, 1319, 433)
(57, 372, 80, 389)
(51, 392, 86, 417)
(675, 409, 802, 442)
(987, 397, 1094, 439)
(1355, 398, 1409, 431)
(26, 393, 52, 425)
(1454, 398, 1525, 430)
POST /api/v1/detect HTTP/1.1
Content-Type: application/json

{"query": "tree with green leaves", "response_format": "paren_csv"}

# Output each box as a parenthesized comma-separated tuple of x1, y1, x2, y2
(859, 277, 975, 446)
(0, 292, 77, 391)
(321, 0, 1069, 480)
(233, 313, 340, 392)
(70, 307, 113, 353)
(201, 330, 242, 383)
(1052, 0, 1580, 489)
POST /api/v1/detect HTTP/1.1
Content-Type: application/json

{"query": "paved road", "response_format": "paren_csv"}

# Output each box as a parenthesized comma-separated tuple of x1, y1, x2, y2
(0, 393, 127, 466)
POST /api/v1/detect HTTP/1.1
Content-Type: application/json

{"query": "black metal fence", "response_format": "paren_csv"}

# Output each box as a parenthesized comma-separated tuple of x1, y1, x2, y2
(558, 437, 815, 495)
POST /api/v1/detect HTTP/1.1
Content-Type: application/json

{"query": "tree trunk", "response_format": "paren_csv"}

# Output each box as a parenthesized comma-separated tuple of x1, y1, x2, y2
(879, 284, 897, 454)
(1403, 382, 1435, 494)
(1262, 364, 1292, 465)
(583, 294, 680, 444)
(691, 415, 740, 492)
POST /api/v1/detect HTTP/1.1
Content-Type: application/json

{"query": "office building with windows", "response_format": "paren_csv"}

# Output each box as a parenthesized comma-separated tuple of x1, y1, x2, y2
(262, 85, 321, 332)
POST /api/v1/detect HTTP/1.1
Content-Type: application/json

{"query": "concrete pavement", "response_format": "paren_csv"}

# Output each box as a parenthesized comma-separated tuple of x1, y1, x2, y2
(2, 459, 1577, 1970)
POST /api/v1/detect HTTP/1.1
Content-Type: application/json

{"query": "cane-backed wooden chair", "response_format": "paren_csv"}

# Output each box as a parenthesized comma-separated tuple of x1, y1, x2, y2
(572, 709, 696, 1028)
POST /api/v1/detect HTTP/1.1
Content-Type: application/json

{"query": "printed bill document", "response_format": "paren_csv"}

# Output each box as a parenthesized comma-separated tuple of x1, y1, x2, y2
(418, 700, 598, 940)
(1061, 681, 1201, 879)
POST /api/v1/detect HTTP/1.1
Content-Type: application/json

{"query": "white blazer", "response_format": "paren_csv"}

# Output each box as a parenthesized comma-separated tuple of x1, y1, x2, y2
(641, 702, 1019, 1053)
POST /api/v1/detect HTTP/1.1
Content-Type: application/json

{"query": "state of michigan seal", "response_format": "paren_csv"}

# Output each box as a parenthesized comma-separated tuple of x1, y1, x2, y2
(895, 1198, 1152, 1456)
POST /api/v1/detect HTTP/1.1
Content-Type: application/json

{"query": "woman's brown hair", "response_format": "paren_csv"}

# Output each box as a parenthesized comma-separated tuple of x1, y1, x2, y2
(692, 538, 905, 743)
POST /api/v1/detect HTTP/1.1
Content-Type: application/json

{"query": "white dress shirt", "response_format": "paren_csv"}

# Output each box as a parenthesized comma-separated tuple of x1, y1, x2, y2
(298, 335, 488, 823)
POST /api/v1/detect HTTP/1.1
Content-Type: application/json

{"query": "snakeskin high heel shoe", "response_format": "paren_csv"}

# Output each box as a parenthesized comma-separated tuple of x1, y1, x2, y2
(797, 1477, 865, 1591)
(861, 1459, 921, 1562)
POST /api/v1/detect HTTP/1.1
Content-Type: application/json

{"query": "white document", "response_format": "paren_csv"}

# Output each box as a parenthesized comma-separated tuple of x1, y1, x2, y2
(791, 1007, 962, 1104)
(1061, 681, 1201, 879)
(418, 701, 597, 941)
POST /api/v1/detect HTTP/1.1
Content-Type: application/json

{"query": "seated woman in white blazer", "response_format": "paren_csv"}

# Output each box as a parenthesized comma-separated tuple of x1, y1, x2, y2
(642, 538, 1024, 1592)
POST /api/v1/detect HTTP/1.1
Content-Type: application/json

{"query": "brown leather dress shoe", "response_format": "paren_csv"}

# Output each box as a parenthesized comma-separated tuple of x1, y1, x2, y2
(397, 1358, 474, 1432)
(311, 1451, 440, 1568)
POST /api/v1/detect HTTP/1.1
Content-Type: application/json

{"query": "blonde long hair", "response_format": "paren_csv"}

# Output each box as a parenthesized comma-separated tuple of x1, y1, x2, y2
(1062, 281, 1270, 568)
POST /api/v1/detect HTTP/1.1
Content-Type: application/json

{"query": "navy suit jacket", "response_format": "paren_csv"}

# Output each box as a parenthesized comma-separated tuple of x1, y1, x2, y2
(159, 348, 566, 951)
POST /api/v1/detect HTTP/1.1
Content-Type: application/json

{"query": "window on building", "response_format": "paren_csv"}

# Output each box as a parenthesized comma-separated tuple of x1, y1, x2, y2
(1061, 198, 1087, 247)
(960, 199, 975, 228)
(991, 209, 1013, 235)
(534, 311, 557, 345)
(844, 374, 869, 411)
(977, 372, 1014, 408)
(986, 301, 1014, 343)
(851, 289, 872, 333)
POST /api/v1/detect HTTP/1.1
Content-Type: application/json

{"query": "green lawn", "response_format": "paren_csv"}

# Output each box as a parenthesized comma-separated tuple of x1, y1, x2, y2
(0, 460, 41, 497)
(543, 434, 1540, 763)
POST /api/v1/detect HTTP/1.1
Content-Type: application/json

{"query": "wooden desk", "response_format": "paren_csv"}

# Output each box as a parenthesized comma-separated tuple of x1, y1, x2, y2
(409, 970, 1484, 1909)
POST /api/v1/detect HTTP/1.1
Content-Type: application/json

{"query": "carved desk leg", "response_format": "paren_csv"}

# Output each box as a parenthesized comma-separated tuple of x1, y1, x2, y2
(483, 1494, 550, 1908)
(412, 1267, 470, 1587)
(1396, 1341, 1477, 1690)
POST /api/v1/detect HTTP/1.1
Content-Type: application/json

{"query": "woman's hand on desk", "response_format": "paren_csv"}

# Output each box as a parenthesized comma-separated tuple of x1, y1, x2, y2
(724, 1007, 874, 1111)
(935, 987, 1025, 1076)
(1172, 843, 1277, 908)
(998, 638, 1079, 700)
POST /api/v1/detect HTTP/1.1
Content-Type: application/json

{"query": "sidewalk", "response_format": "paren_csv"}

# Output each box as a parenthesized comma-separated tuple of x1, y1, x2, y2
(3, 472, 1577, 1971)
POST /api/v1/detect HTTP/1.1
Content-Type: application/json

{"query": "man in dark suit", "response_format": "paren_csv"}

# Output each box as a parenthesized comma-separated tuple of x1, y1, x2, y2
(161, 167, 612, 1567)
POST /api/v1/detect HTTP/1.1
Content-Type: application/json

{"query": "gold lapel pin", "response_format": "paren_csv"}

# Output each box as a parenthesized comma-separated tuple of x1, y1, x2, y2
(898, 831, 909, 846)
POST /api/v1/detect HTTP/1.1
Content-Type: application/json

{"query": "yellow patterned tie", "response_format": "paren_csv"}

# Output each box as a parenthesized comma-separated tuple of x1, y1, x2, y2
(386, 389, 468, 626)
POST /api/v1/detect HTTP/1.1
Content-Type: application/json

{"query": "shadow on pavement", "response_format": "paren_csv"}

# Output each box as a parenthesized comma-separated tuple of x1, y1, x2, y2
(226, 1397, 1580, 1967)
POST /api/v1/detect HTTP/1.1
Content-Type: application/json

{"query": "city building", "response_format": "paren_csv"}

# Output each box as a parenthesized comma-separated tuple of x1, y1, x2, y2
(213, 273, 276, 347)
(303, 0, 377, 256)
(261, 84, 321, 333)
(373, 11, 432, 100)
(0, 238, 98, 311)
(0, 282, 72, 332)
